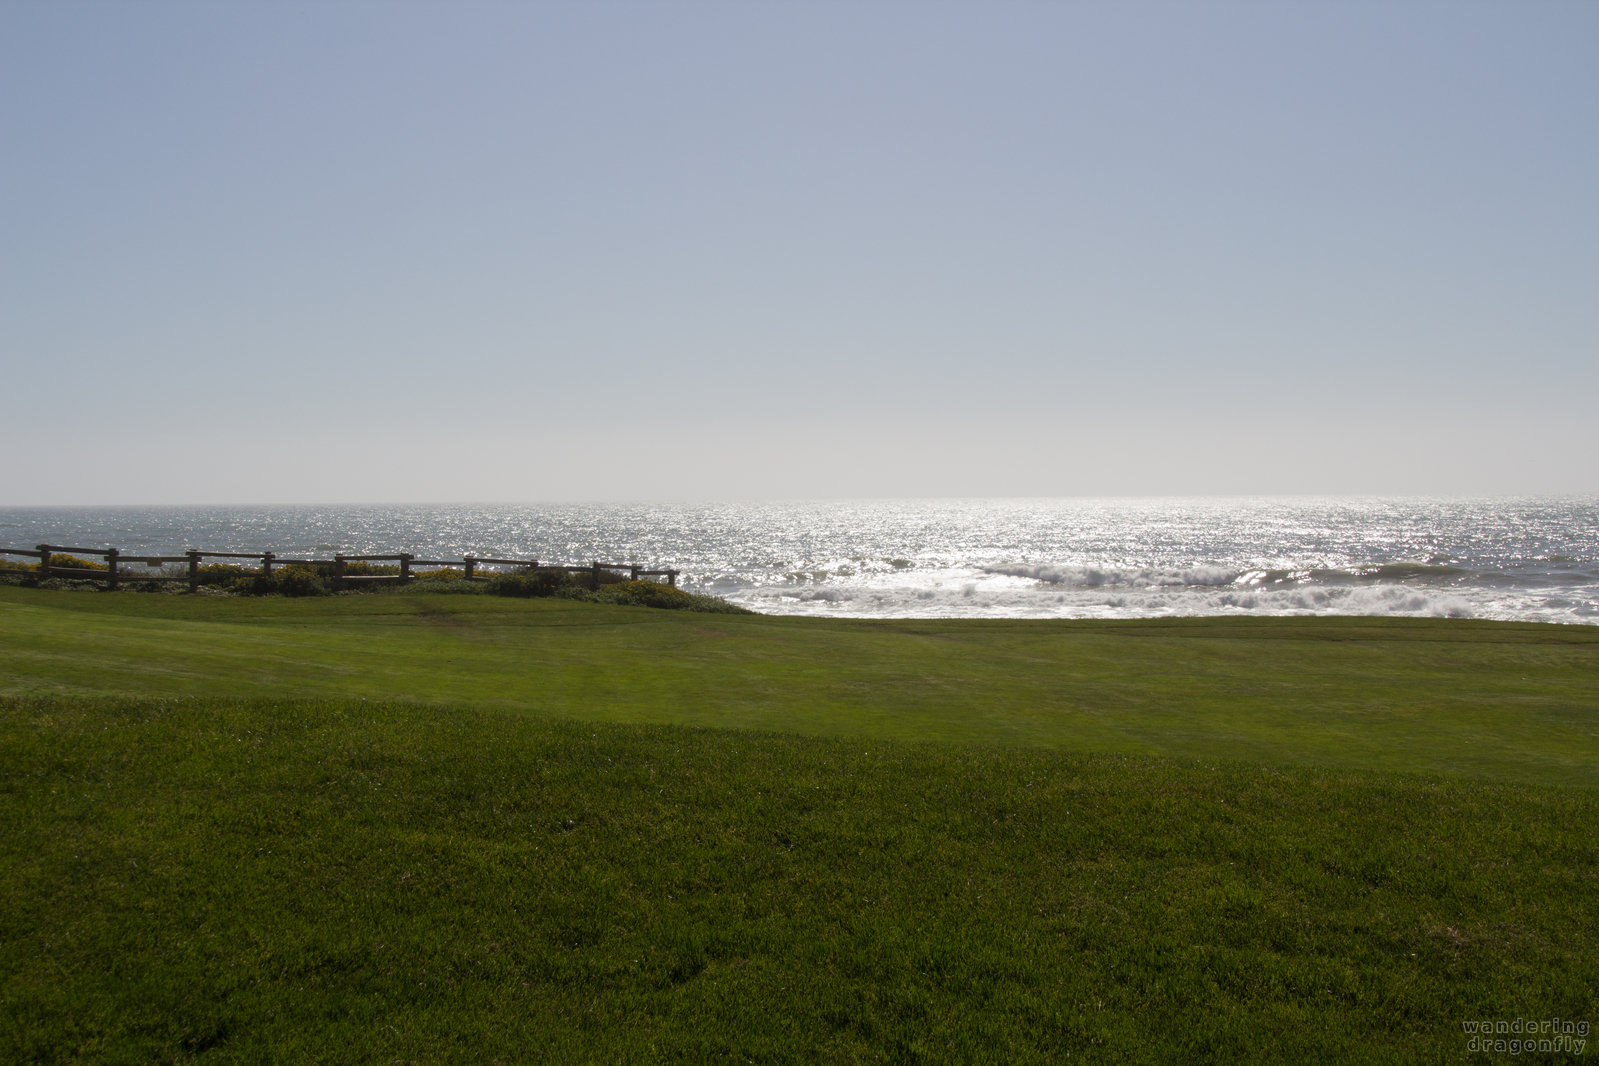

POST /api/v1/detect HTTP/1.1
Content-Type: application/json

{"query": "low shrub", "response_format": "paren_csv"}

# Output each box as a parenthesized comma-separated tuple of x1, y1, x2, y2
(594, 579, 695, 609)
(487, 569, 575, 598)
(414, 568, 465, 581)
(394, 576, 487, 595)
(340, 561, 400, 577)
(0, 560, 37, 586)
(133, 579, 184, 595)
(593, 579, 754, 614)
(440, 570, 749, 610)
(42, 554, 107, 572)
(195, 563, 250, 586)
(2, 556, 741, 609)
(232, 564, 329, 598)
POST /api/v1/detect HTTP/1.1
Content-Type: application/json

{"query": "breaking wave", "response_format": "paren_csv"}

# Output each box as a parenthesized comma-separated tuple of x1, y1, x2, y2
(740, 567, 1490, 622)
(983, 563, 1240, 587)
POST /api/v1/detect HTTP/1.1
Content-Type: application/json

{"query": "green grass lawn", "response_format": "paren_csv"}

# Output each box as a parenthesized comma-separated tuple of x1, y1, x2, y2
(3, 585, 1597, 785)
(3, 585, 1598, 1061)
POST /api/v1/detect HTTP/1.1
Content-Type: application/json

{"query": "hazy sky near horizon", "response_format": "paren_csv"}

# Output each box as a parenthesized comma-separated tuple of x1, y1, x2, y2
(3, 1, 1596, 505)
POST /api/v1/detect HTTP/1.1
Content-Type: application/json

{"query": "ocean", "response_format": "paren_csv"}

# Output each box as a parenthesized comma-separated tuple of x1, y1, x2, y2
(2, 496, 1595, 624)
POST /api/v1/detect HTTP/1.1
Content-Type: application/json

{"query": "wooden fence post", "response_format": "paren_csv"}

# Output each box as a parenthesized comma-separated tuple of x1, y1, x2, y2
(667, 569, 678, 587)
(464, 556, 476, 581)
(334, 554, 346, 589)
(263, 552, 275, 576)
(36, 544, 51, 579)
(400, 553, 412, 583)
(106, 548, 120, 591)
(187, 550, 201, 591)
(592, 560, 602, 589)
(630, 566, 640, 581)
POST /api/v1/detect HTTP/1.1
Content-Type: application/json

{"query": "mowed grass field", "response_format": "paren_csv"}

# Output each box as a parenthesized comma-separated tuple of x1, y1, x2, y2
(3, 584, 1598, 1062)
(4, 585, 1597, 783)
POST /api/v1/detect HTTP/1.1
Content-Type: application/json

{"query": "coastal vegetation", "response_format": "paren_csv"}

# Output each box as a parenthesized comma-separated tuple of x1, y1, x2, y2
(2, 585, 1596, 1060)
(0, 557, 745, 612)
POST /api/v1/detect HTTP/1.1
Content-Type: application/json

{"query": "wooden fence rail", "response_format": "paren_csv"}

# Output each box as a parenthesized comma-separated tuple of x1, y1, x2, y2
(0, 544, 679, 592)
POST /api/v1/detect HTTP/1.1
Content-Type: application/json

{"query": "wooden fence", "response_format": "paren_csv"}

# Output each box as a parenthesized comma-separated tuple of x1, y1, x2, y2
(0, 544, 678, 592)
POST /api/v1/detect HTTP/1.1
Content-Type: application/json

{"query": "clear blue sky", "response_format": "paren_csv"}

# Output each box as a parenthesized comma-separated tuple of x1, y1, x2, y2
(4, 1, 1595, 504)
